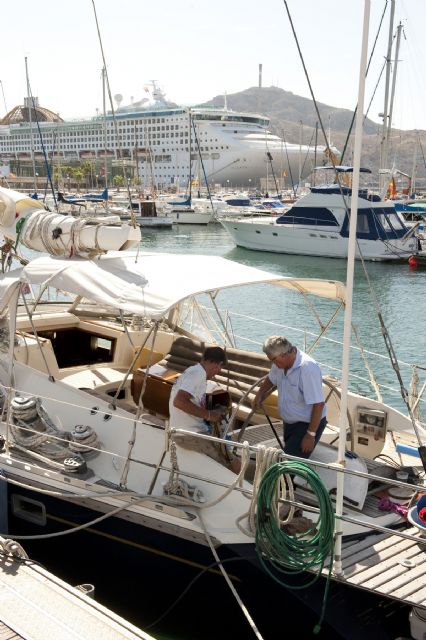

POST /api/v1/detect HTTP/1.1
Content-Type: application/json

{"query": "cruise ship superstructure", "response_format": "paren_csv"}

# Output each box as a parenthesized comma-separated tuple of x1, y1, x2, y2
(0, 85, 336, 189)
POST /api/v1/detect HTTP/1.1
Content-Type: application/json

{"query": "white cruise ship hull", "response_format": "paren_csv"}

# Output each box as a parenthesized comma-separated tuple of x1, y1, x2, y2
(0, 96, 336, 189)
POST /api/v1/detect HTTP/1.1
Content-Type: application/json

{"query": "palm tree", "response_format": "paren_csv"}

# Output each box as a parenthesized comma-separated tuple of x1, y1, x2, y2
(80, 161, 94, 189)
(113, 175, 125, 191)
(73, 169, 84, 192)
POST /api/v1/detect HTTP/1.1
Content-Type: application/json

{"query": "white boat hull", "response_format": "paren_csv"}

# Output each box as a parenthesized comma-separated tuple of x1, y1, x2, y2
(136, 216, 173, 228)
(172, 210, 213, 224)
(220, 204, 418, 261)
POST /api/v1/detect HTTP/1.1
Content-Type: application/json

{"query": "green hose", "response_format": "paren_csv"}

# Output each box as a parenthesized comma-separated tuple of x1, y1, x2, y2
(255, 460, 335, 634)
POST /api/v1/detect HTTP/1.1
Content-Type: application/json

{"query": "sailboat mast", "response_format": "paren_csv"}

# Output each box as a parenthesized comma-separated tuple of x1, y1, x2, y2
(379, 0, 395, 186)
(188, 108, 192, 201)
(385, 21, 403, 167)
(333, 0, 371, 577)
(25, 57, 37, 194)
(102, 66, 108, 190)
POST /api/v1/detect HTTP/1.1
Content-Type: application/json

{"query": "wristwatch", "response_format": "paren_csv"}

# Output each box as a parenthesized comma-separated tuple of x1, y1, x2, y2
(306, 430, 316, 437)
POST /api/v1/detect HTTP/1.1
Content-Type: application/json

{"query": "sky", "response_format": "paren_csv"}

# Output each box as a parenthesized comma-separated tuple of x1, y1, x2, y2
(1, 0, 426, 133)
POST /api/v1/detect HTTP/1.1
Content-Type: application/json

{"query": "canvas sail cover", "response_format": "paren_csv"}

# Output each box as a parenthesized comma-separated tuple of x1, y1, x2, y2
(12, 252, 346, 319)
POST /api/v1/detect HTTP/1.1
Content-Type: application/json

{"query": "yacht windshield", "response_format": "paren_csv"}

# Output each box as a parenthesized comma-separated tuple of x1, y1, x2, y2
(375, 208, 407, 234)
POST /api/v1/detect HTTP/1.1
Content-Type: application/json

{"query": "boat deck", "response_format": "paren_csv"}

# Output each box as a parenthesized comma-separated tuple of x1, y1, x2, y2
(326, 526, 426, 609)
(234, 421, 426, 609)
(0, 621, 21, 640)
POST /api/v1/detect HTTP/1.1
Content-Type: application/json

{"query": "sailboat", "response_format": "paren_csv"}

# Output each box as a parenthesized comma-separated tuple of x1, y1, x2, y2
(0, 4, 425, 638)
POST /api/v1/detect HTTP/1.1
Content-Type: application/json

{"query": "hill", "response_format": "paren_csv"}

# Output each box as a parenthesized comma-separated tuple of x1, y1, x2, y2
(201, 86, 426, 189)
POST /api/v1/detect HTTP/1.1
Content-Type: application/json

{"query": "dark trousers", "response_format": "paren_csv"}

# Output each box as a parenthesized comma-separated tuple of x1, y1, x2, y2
(283, 417, 327, 459)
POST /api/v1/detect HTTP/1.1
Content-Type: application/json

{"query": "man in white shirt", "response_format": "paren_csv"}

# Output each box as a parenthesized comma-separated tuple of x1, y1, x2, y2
(252, 335, 326, 459)
(170, 347, 240, 473)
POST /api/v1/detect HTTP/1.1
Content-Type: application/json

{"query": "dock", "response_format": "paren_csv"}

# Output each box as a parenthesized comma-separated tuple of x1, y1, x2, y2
(0, 538, 154, 640)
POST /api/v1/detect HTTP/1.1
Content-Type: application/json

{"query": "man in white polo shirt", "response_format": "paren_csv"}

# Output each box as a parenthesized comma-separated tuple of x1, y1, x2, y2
(252, 335, 326, 459)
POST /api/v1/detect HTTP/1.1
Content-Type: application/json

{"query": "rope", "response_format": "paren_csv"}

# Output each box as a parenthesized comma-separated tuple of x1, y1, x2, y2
(236, 445, 282, 537)
(166, 431, 252, 510)
(255, 460, 335, 634)
(198, 511, 265, 640)
(0, 494, 157, 541)
(0, 536, 29, 560)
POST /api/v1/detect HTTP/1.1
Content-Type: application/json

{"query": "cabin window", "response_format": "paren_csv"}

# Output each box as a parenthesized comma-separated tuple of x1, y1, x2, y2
(375, 212, 392, 232)
(386, 211, 405, 231)
(356, 213, 370, 234)
(276, 207, 339, 226)
(35, 328, 116, 368)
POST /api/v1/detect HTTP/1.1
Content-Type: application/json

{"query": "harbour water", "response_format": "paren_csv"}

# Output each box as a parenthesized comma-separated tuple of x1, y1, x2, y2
(12, 223, 422, 640)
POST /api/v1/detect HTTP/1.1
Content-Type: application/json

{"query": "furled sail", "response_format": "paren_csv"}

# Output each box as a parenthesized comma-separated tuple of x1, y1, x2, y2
(0, 187, 141, 257)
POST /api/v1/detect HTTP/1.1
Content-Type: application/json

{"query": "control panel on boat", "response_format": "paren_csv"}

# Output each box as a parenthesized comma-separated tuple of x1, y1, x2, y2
(352, 406, 387, 458)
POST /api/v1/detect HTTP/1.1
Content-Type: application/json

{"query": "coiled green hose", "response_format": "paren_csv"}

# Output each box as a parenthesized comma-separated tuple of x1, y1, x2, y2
(255, 460, 335, 634)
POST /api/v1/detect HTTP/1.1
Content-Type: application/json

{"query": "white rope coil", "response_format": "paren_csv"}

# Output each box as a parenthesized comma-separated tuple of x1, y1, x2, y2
(0, 536, 29, 560)
(68, 425, 100, 457)
(236, 445, 283, 537)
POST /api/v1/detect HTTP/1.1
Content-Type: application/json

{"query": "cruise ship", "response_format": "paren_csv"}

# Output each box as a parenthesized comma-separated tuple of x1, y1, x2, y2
(0, 84, 337, 189)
